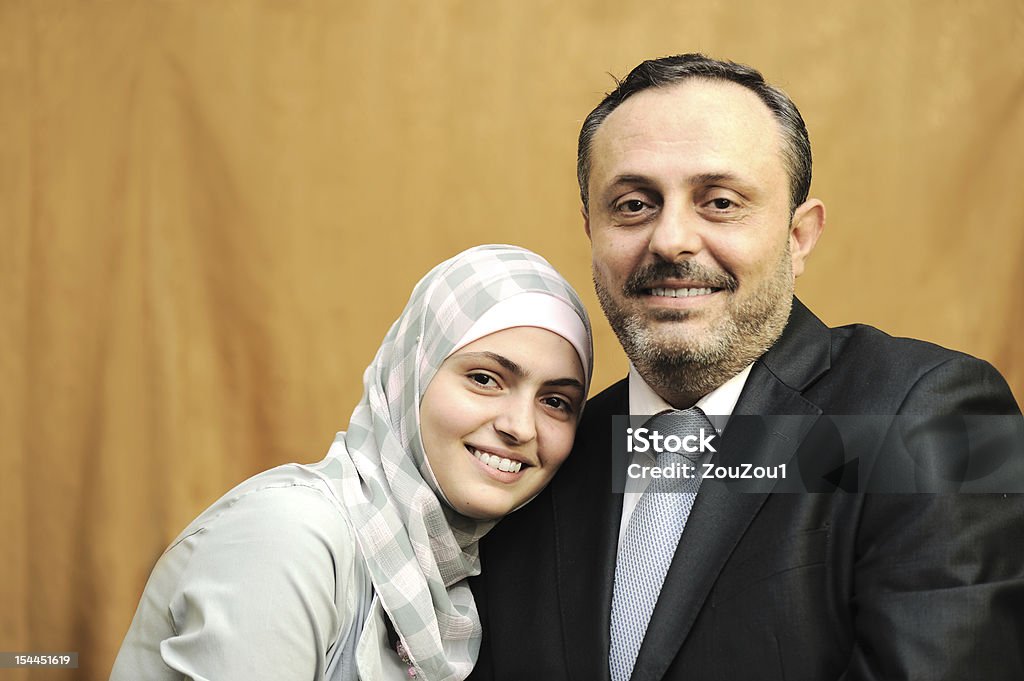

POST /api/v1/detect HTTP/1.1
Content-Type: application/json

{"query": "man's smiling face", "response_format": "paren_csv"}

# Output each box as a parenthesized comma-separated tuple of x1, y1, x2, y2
(583, 78, 822, 404)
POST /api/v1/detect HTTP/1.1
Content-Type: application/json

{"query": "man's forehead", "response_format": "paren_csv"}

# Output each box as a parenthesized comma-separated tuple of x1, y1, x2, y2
(590, 79, 785, 179)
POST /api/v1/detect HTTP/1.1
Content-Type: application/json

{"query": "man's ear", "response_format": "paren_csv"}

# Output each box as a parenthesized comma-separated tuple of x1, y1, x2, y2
(582, 204, 592, 240)
(789, 198, 825, 278)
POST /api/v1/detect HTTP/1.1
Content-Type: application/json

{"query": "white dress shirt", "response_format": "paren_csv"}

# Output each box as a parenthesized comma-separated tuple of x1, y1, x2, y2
(617, 363, 753, 551)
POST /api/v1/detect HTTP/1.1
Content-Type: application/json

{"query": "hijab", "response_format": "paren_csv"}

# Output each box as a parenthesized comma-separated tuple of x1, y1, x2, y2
(310, 244, 592, 680)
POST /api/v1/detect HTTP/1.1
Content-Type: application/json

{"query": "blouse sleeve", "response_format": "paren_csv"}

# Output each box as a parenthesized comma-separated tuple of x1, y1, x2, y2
(113, 482, 358, 681)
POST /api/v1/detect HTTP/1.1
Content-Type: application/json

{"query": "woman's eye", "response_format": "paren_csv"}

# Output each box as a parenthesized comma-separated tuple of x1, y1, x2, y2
(542, 396, 573, 413)
(468, 373, 498, 388)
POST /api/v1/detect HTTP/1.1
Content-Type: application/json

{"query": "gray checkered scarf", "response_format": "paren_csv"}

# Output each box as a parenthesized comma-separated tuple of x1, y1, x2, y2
(311, 245, 592, 680)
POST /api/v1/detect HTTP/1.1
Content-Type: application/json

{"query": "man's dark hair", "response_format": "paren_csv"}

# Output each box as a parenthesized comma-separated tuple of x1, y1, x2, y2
(577, 53, 812, 215)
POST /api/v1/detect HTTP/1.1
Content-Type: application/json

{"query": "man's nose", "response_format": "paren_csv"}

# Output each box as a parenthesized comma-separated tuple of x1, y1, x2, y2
(648, 202, 702, 262)
(493, 396, 537, 445)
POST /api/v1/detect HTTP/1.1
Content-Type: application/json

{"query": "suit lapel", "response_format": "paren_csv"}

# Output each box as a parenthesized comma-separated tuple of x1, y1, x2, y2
(555, 380, 628, 681)
(630, 298, 833, 680)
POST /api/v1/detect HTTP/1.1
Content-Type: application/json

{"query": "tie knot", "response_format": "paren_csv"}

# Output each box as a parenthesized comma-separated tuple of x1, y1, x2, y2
(642, 407, 718, 463)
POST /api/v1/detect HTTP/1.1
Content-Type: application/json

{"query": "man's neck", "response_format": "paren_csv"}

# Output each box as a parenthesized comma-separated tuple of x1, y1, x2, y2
(629, 364, 753, 416)
(639, 357, 753, 409)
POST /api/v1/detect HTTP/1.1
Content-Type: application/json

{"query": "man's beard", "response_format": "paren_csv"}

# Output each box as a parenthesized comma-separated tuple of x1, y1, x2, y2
(594, 248, 793, 404)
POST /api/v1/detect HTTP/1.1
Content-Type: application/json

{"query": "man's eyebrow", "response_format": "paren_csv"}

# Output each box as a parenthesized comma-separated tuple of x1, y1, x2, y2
(604, 172, 751, 191)
(596, 175, 657, 204)
(688, 172, 750, 188)
(457, 352, 584, 390)
(606, 174, 655, 189)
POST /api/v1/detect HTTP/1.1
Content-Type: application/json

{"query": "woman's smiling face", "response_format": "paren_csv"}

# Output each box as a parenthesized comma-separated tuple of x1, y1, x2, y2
(419, 326, 586, 520)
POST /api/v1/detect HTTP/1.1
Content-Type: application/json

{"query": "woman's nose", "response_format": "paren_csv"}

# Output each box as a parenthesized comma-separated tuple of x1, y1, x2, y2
(493, 395, 537, 445)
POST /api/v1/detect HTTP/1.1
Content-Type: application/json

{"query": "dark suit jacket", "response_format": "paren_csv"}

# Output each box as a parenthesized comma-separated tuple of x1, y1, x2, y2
(469, 299, 1024, 681)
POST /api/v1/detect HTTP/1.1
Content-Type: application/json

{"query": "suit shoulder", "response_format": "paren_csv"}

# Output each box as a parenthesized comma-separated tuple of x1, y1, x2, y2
(829, 321, 987, 372)
(587, 376, 629, 406)
(821, 322, 1017, 413)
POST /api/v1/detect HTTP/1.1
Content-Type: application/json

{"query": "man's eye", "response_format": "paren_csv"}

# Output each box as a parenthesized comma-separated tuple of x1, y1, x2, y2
(618, 199, 647, 213)
(710, 198, 734, 210)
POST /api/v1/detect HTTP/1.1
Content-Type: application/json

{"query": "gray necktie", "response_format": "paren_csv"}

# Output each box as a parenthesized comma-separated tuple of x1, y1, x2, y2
(609, 407, 716, 681)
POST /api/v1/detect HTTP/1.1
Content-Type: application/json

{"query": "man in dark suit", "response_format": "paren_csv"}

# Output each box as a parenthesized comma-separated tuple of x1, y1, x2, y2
(469, 54, 1024, 681)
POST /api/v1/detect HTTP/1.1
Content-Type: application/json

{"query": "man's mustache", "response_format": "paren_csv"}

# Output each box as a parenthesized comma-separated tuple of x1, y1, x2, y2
(623, 261, 738, 296)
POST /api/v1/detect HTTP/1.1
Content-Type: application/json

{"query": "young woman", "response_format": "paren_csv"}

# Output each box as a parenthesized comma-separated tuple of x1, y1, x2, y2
(110, 244, 592, 681)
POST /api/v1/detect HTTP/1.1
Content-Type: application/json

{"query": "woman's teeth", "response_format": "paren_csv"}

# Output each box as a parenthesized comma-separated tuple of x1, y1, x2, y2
(471, 448, 523, 473)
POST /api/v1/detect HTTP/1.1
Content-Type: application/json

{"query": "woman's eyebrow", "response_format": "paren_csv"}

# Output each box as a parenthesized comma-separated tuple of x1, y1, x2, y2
(458, 351, 525, 376)
(545, 377, 585, 391)
(456, 352, 584, 390)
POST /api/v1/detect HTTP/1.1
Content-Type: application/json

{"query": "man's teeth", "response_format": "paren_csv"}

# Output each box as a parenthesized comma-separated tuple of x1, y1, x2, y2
(471, 448, 523, 473)
(650, 287, 714, 298)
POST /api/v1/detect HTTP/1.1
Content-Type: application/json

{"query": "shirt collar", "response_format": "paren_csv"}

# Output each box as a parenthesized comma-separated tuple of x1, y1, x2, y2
(627, 362, 753, 421)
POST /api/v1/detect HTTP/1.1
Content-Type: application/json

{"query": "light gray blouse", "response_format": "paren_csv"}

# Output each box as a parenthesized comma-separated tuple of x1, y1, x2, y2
(110, 464, 411, 680)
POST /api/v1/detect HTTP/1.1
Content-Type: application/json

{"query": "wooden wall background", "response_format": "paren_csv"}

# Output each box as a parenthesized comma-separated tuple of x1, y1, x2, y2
(2, 1, 1021, 678)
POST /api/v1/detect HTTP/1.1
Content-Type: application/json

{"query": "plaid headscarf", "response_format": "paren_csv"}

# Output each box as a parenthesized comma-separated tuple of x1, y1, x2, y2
(311, 245, 592, 680)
